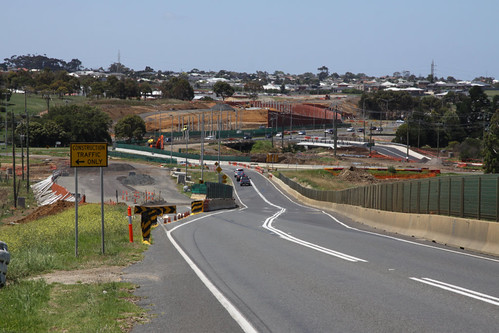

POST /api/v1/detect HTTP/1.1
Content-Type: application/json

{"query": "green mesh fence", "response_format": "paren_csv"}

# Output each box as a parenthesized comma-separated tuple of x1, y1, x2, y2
(277, 173, 499, 222)
(109, 150, 176, 164)
(115, 143, 251, 162)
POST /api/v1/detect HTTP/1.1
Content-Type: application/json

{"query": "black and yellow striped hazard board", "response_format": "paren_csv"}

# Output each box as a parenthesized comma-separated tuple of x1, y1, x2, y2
(191, 200, 204, 214)
(134, 205, 176, 244)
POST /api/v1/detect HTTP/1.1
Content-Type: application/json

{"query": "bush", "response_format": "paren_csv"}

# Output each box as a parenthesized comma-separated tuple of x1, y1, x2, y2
(388, 166, 397, 174)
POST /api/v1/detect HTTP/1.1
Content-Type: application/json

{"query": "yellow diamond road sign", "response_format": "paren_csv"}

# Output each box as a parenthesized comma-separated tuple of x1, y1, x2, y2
(70, 142, 108, 167)
(216, 166, 222, 173)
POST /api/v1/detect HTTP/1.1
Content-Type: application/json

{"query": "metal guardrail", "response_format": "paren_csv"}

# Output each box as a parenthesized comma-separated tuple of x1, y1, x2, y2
(277, 173, 499, 222)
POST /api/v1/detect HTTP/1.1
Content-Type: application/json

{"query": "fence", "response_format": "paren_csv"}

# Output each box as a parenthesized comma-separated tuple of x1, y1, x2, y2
(108, 150, 177, 164)
(277, 173, 499, 222)
(115, 143, 251, 163)
(192, 182, 233, 199)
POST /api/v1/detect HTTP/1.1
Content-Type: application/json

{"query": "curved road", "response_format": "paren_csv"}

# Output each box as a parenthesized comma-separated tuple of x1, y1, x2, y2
(125, 166, 499, 332)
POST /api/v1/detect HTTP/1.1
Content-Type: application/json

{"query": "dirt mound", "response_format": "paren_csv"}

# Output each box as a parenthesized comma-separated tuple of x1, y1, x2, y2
(11, 200, 75, 224)
(107, 163, 136, 172)
(118, 173, 155, 186)
(338, 166, 377, 183)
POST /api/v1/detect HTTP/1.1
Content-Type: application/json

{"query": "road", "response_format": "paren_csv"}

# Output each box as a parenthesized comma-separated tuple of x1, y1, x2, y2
(125, 166, 499, 332)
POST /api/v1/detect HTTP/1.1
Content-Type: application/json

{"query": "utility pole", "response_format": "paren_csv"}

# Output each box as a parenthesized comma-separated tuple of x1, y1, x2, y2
(333, 106, 338, 157)
(362, 99, 366, 142)
(12, 112, 17, 208)
(201, 112, 205, 182)
(25, 90, 29, 192)
(406, 117, 410, 162)
(281, 111, 284, 149)
(369, 122, 373, 157)
(170, 115, 173, 164)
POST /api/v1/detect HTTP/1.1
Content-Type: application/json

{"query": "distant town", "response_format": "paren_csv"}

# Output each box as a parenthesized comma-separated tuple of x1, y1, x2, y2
(1, 55, 498, 100)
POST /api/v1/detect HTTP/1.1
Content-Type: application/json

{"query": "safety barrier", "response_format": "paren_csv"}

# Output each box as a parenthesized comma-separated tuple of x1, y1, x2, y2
(133, 205, 176, 244)
(277, 172, 499, 222)
(0, 241, 10, 288)
(191, 200, 204, 214)
(272, 175, 499, 256)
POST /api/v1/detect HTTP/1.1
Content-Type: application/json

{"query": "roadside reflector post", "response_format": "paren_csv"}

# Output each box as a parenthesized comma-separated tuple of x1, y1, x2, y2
(128, 206, 133, 243)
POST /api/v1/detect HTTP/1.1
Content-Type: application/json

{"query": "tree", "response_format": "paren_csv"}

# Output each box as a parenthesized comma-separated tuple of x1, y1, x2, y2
(20, 120, 69, 147)
(317, 66, 329, 81)
(42, 105, 112, 143)
(139, 82, 152, 99)
(456, 86, 490, 138)
(483, 111, 499, 173)
(244, 81, 263, 100)
(114, 115, 146, 143)
(160, 77, 194, 101)
(213, 81, 234, 101)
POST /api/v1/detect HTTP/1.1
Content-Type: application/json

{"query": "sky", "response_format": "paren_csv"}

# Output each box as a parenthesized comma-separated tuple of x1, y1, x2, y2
(4, 0, 499, 80)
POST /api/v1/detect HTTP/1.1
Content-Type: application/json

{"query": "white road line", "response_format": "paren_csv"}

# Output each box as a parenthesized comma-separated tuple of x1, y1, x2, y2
(248, 178, 367, 263)
(321, 211, 499, 263)
(160, 212, 258, 333)
(258, 170, 499, 264)
(410, 277, 499, 307)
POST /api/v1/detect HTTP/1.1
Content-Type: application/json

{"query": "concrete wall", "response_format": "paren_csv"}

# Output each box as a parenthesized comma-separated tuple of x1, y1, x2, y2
(272, 176, 499, 256)
(204, 198, 237, 211)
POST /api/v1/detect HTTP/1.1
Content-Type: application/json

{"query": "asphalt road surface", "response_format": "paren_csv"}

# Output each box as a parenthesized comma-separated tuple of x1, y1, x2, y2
(123, 165, 499, 332)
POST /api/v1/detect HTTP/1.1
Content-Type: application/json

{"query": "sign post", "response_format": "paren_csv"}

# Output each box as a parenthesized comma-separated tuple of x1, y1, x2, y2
(70, 142, 108, 256)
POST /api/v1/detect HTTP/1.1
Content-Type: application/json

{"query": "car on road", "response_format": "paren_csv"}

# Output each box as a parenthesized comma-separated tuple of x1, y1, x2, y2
(298, 130, 306, 135)
(234, 168, 244, 177)
(265, 133, 272, 138)
(347, 127, 354, 132)
(205, 135, 216, 140)
(370, 126, 377, 131)
(357, 128, 364, 132)
(324, 129, 334, 134)
(236, 172, 246, 182)
(275, 132, 282, 137)
(243, 135, 252, 140)
(240, 176, 251, 186)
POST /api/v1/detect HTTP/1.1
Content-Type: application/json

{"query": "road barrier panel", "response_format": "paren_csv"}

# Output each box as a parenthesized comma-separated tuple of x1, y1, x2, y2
(134, 205, 176, 244)
(191, 200, 204, 214)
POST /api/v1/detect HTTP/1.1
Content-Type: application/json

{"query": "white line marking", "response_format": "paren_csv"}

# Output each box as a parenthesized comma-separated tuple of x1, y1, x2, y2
(248, 177, 367, 263)
(410, 277, 499, 306)
(320, 211, 499, 263)
(258, 171, 499, 264)
(160, 212, 258, 333)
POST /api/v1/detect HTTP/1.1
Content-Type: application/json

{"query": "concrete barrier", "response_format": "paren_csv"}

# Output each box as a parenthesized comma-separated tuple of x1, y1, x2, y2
(204, 198, 237, 211)
(271, 175, 499, 256)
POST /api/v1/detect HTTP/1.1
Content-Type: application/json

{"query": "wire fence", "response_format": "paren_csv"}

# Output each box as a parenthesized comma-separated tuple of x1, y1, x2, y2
(277, 173, 499, 222)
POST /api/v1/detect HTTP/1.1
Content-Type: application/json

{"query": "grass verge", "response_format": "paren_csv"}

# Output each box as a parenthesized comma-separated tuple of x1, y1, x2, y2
(0, 203, 148, 332)
(278, 169, 357, 191)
